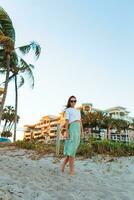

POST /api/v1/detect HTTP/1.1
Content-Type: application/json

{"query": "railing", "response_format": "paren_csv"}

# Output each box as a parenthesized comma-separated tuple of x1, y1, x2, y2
(111, 134, 131, 143)
(50, 127, 57, 131)
(91, 132, 132, 143)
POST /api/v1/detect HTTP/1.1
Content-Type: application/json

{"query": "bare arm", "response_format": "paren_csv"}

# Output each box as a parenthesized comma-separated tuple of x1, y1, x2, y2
(65, 119, 69, 139)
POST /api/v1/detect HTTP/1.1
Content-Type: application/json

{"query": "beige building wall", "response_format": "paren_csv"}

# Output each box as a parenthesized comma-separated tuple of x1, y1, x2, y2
(24, 103, 134, 142)
(24, 113, 66, 142)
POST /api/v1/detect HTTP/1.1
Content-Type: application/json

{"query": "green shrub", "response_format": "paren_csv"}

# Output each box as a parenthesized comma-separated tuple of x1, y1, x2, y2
(14, 139, 134, 158)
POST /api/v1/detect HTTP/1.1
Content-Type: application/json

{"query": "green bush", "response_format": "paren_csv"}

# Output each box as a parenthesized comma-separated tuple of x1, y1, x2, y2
(14, 140, 56, 154)
(14, 139, 134, 158)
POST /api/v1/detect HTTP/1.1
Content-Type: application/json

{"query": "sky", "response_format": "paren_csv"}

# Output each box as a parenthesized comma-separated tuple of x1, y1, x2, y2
(0, 0, 134, 137)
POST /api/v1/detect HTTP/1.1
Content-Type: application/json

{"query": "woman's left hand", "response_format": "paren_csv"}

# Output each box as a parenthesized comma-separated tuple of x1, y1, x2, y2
(81, 131, 84, 139)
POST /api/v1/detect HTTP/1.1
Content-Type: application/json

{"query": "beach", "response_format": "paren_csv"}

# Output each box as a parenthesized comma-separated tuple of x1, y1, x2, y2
(0, 146, 134, 200)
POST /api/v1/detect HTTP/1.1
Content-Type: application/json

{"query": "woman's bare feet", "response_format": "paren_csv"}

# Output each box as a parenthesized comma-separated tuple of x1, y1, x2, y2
(69, 171, 75, 176)
(60, 156, 69, 173)
(60, 163, 65, 173)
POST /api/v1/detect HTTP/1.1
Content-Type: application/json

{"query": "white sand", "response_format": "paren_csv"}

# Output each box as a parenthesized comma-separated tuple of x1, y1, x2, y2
(0, 146, 134, 200)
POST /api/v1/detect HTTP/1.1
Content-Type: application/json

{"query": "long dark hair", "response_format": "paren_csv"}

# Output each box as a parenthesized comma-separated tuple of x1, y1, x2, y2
(66, 95, 77, 108)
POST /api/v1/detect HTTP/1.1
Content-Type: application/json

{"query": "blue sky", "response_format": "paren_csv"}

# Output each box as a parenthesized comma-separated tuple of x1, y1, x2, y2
(1, 0, 134, 130)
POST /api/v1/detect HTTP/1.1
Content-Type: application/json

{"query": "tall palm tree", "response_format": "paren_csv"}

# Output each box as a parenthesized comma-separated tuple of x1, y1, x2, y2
(13, 44, 40, 142)
(1, 106, 14, 134)
(1, 105, 19, 137)
(0, 7, 15, 123)
(0, 43, 41, 141)
(103, 116, 116, 139)
(0, 7, 41, 141)
(94, 111, 107, 132)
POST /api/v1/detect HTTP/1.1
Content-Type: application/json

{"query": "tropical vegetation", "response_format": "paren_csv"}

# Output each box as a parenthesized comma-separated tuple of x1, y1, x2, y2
(0, 7, 41, 141)
(81, 109, 133, 140)
(12, 138, 134, 159)
(1, 105, 19, 137)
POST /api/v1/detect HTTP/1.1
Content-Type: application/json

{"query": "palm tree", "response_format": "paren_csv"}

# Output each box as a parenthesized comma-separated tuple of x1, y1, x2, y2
(0, 43, 41, 141)
(0, 7, 41, 141)
(13, 44, 40, 142)
(0, 7, 15, 123)
(81, 110, 107, 139)
(94, 111, 107, 132)
(1, 105, 14, 133)
(1, 105, 19, 137)
(103, 116, 117, 139)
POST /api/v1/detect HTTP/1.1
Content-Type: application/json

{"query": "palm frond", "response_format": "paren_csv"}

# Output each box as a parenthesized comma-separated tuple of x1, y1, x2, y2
(0, 69, 6, 74)
(0, 61, 6, 69)
(0, 48, 4, 56)
(8, 74, 15, 81)
(18, 41, 41, 59)
(17, 75, 25, 88)
(10, 51, 19, 73)
(19, 58, 34, 88)
(19, 58, 30, 71)
(0, 34, 14, 50)
(0, 6, 15, 41)
(29, 64, 35, 69)
(24, 66, 34, 88)
(30, 41, 41, 59)
(18, 44, 31, 55)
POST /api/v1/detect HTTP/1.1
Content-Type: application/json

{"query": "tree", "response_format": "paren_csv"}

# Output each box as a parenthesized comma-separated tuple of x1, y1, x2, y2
(1, 105, 19, 137)
(93, 111, 107, 131)
(0, 7, 15, 123)
(12, 42, 41, 142)
(0, 43, 41, 141)
(0, 7, 41, 141)
(103, 116, 116, 139)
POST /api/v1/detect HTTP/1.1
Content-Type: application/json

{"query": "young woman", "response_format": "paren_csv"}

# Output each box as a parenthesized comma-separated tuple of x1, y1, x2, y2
(61, 96, 83, 175)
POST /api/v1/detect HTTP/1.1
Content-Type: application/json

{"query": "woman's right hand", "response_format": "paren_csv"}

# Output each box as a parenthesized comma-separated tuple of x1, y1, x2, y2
(65, 131, 69, 140)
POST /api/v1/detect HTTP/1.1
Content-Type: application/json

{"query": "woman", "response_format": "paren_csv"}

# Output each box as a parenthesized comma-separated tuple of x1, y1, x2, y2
(61, 95, 83, 175)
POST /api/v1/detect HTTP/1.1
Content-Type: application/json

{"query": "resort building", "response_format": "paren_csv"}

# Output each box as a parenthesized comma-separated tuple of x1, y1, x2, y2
(24, 124, 36, 141)
(81, 104, 133, 123)
(24, 113, 66, 142)
(24, 103, 134, 142)
(105, 106, 133, 123)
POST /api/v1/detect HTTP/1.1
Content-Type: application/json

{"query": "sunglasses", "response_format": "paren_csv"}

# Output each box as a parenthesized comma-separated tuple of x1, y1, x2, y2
(70, 100, 77, 103)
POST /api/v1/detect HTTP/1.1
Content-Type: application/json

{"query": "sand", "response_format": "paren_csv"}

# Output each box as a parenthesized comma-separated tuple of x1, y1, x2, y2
(0, 146, 134, 200)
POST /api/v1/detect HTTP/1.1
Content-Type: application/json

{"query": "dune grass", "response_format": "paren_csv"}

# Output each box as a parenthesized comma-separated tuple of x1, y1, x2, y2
(13, 138, 134, 158)
(77, 139, 134, 157)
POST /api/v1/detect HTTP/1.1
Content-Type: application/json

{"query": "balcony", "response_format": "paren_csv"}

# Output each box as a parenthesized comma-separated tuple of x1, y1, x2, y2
(50, 127, 57, 131)
(43, 130, 49, 134)
(33, 134, 42, 139)
(49, 132, 56, 137)
(25, 135, 31, 139)
(41, 123, 49, 128)
(34, 130, 41, 134)
(50, 121, 58, 125)
(25, 137, 31, 141)
(24, 132, 31, 136)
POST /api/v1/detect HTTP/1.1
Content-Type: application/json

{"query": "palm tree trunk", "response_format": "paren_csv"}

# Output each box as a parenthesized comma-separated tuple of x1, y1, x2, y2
(13, 75, 18, 142)
(107, 127, 110, 139)
(2, 119, 8, 133)
(9, 121, 14, 131)
(0, 54, 10, 127)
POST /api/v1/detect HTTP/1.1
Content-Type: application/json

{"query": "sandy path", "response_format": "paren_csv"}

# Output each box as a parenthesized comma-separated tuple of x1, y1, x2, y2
(0, 147, 134, 200)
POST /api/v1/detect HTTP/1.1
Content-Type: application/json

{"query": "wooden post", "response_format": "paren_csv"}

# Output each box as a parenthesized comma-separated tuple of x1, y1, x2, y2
(56, 124, 60, 157)
(116, 134, 117, 142)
